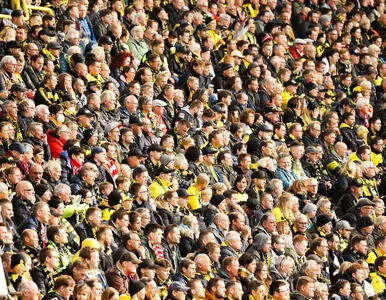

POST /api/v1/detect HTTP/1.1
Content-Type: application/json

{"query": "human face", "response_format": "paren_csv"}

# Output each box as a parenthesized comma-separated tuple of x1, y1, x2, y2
(8, 169, 22, 185)
(91, 282, 103, 300)
(278, 157, 291, 170)
(295, 217, 308, 233)
(23, 283, 40, 300)
(183, 263, 196, 279)
(47, 252, 59, 269)
(275, 285, 290, 300)
(236, 178, 248, 192)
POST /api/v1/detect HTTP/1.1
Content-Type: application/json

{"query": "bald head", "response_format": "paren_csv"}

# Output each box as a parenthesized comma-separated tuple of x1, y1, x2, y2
(16, 181, 34, 198)
(334, 142, 348, 158)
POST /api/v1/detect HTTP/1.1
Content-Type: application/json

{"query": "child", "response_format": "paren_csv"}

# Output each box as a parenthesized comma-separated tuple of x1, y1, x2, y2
(73, 283, 92, 300)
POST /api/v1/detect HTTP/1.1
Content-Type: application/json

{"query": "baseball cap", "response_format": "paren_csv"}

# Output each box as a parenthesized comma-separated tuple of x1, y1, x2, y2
(168, 282, 190, 292)
(47, 42, 62, 50)
(104, 122, 122, 135)
(76, 108, 94, 117)
(9, 142, 26, 154)
(231, 50, 244, 58)
(127, 148, 147, 158)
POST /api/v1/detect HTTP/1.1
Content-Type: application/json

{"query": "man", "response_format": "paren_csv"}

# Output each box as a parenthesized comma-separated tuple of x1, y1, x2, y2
(371, 256, 386, 295)
(217, 256, 240, 282)
(210, 214, 229, 245)
(340, 112, 362, 151)
(74, 207, 102, 243)
(60, 257, 90, 284)
(187, 279, 206, 300)
(302, 121, 322, 148)
(220, 231, 243, 263)
(80, 246, 108, 289)
(113, 231, 145, 263)
(41, 275, 75, 300)
(171, 258, 196, 284)
(187, 174, 210, 214)
(285, 235, 308, 274)
(94, 9, 112, 40)
(12, 181, 36, 226)
(351, 283, 364, 300)
(290, 276, 315, 300)
(34, 73, 59, 106)
(342, 235, 368, 262)
(141, 223, 164, 261)
(205, 278, 226, 300)
(47, 225, 72, 272)
(17, 202, 50, 249)
(167, 282, 190, 300)
(105, 252, 142, 295)
(341, 198, 375, 228)
(20, 229, 40, 268)
(367, 236, 386, 273)
(361, 161, 379, 200)
(324, 142, 348, 177)
(291, 214, 311, 239)
(18, 280, 40, 300)
(144, 143, 164, 179)
(194, 254, 216, 286)
(199, 147, 222, 185)
(336, 179, 364, 219)
(269, 280, 290, 300)
(174, 100, 203, 135)
(31, 247, 59, 294)
(160, 224, 181, 274)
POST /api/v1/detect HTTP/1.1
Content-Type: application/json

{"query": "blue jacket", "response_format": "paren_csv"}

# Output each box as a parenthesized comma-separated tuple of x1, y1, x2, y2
(276, 167, 297, 190)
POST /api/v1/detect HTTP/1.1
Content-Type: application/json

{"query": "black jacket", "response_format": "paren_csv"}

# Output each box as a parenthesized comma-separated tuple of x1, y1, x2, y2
(17, 215, 46, 248)
(12, 195, 33, 227)
(161, 239, 181, 273)
(336, 191, 358, 219)
(74, 221, 95, 244)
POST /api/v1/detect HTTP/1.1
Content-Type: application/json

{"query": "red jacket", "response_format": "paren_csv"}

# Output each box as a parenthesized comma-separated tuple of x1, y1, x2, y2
(46, 130, 65, 159)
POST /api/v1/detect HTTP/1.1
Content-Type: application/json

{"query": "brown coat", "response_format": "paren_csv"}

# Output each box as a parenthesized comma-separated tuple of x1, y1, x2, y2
(105, 262, 129, 295)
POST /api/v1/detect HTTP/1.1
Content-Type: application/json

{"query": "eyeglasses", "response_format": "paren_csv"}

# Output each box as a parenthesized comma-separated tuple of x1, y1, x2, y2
(24, 189, 34, 191)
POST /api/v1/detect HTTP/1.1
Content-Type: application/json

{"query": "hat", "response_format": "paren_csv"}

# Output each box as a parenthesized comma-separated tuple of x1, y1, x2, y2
(120, 252, 142, 264)
(196, 24, 208, 31)
(202, 147, 218, 155)
(81, 238, 100, 249)
(305, 146, 319, 154)
(231, 50, 244, 58)
(243, 49, 253, 56)
(127, 148, 147, 158)
(153, 99, 167, 107)
(104, 122, 122, 135)
(256, 124, 273, 133)
(357, 198, 375, 208)
(293, 38, 307, 45)
(283, 79, 298, 88)
(11, 9, 23, 17)
(168, 282, 190, 293)
(253, 233, 270, 251)
(251, 170, 267, 179)
(148, 144, 165, 153)
(221, 63, 233, 72)
(261, 34, 273, 44)
(129, 280, 146, 297)
(202, 121, 214, 128)
(247, 62, 259, 71)
(350, 48, 361, 56)
(307, 254, 324, 264)
(138, 258, 157, 270)
(9, 142, 26, 154)
(76, 108, 94, 117)
(47, 42, 62, 50)
(246, 198, 259, 210)
(356, 125, 368, 136)
(49, 104, 63, 115)
(91, 147, 105, 156)
(99, 36, 113, 45)
(320, 15, 332, 23)
(83, 129, 98, 141)
(340, 98, 355, 108)
(348, 178, 364, 188)
(9, 83, 26, 93)
(211, 105, 225, 113)
(304, 38, 314, 43)
(129, 116, 145, 126)
(358, 216, 374, 229)
(316, 214, 332, 227)
(205, 15, 216, 25)
(34, 184, 50, 197)
(108, 190, 123, 206)
(10, 253, 26, 269)
(0, 156, 17, 165)
(306, 82, 318, 91)
(336, 220, 355, 230)
(177, 188, 192, 198)
(264, 106, 279, 114)
(210, 194, 225, 206)
(303, 203, 317, 214)
(175, 46, 188, 54)
(160, 155, 173, 167)
(159, 165, 175, 175)
(62, 94, 79, 103)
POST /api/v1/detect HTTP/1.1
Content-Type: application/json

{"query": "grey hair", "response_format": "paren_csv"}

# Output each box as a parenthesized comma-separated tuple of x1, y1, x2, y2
(18, 280, 38, 293)
(100, 90, 115, 103)
(300, 260, 317, 275)
(225, 231, 240, 243)
(361, 160, 375, 171)
(44, 160, 61, 173)
(130, 25, 143, 36)
(0, 55, 15, 67)
(35, 104, 49, 116)
(0, 182, 7, 193)
(218, 13, 231, 22)
(54, 183, 71, 196)
(65, 29, 80, 41)
(275, 255, 294, 269)
(67, 46, 82, 56)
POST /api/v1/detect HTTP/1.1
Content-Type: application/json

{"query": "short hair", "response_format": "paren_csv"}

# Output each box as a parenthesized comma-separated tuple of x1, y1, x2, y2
(179, 258, 195, 270)
(39, 247, 56, 264)
(144, 223, 163, 236)
(85, 207, 101, 221)
(269, 280, 288, 296)
(296, 276, 314, 291)
(207, 278, 224, 294)
(53, 275, 75, 290)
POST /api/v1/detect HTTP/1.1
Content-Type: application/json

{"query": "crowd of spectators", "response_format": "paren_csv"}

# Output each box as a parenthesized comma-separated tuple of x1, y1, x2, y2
(3, 0, 386, 300)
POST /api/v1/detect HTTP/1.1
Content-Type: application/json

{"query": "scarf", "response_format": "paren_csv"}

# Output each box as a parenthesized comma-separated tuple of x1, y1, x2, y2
(21, 244, 39, 267)
(151, 241, 164, 259)
(49, 116, 62, 128)
(40, 263, 58, 290)
(70, 157, 82, 175)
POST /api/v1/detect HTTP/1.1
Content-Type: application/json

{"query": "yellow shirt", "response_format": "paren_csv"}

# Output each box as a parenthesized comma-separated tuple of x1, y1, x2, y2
(371, 272, 386, 295)
(149, 177, 170, 200)
(187, 185, 201, 211)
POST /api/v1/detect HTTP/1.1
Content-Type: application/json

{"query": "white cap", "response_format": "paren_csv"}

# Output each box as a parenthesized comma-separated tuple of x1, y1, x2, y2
(293, 38, 307, 45)
(231, 50, 244, 58)
(152, 99, 167, 107)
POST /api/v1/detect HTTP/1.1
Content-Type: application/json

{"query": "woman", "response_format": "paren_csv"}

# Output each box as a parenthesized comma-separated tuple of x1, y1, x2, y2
(128, 211, 142, 232)
(330, 279, 351, 300)
(203, 194, 227, 227)
(0, 27, 16, 57)
(85, 279, 104, 300)
(257, 157, 278, 180)
(101, 287, 119, 300)
(224, 76, 243, 101)
(179, 215, 199, 257)
(32, 145, 44, 165)
(138, 96, 162, 139)
(276, 153, 297, 190)
(110, 52, 134, 81)
(56, 73, 76, 103)
(155, 190, 180, 226)
(333, 161, 360, 204)
(191, 88, 209, 108)
(287, 179, 308, 207)
(272, 192, 295, 225)
(232, 175, 249, 203)
(117, 66, 137, 94)
(283, 97, 304, 127)
(204, 242, 221, 272)
(314, 282, 329, 300)
(238, 253, 257, 292)
(254, 262, 272, 291)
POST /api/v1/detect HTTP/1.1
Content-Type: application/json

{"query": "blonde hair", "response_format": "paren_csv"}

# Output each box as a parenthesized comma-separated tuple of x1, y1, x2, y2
(277, 192, 295, 223)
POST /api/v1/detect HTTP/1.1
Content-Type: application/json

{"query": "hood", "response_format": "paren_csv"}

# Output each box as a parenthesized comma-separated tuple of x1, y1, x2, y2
(69, 174, 83, 185)
(340, 122, 352, 129)
(179, 223, 194, 239)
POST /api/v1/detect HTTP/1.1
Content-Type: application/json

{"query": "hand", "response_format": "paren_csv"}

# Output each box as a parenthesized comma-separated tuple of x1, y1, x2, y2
(241, 225, 251, 239)
(138, 245, 146, 259)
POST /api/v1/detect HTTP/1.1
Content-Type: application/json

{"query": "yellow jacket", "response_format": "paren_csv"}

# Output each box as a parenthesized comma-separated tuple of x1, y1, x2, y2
(371, 272, 386, 295)
(367, 248, 384, 272)
(187, 185, 201, 211)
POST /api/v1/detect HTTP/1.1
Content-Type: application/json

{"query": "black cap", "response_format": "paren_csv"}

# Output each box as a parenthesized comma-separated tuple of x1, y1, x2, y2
(0, 156, 17, 165)
(99, 36, 113, 45)
(348, 178, 364, 188)
(6, 40, 21, 49)
(221, 63, 233, 72)
(350, 48, 360, 56)
(34, 184, 50, 197)
(202, 147, 218, 155)
(175, 46, 188, 54)
(316, 214, 332, 227)
(138, 259, 157, 270)
(177, 188, 192, 198)
(211, 105, 225, 113)
(243, 49, 253, 56)
(127, 148, 147, 158)
(148, 144, 165, 153)
(306, 82, 318, 91)
(159, 165, 175, 175)
(264, 106, 279, 114)
(108, 190, 123, 206)
(357, 198, 375, 208)
(9, 142, 26, 154)
(283, 79, 298, 87)
(83, 129, 98, 141)
(202, 121, 214, 128)
(246, 198, 259, 210)
(196, 24, 208, 31)
(305, 146, 319, 154)
(10, 83, 26, 92)
(210, 194, 225, 206)
(10, 253, 25, 269)
(129, 116, 145, 126)
(11, 9, 23, 17)
(340, 98, 355, 108)
(256, 124, 273, 133)
(47, 42, 62, 50)
(129, 281, 145, 296)
(76, 108, 94, 117)
(120, 252, 142, 264)
(248, 62, 259, 71)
